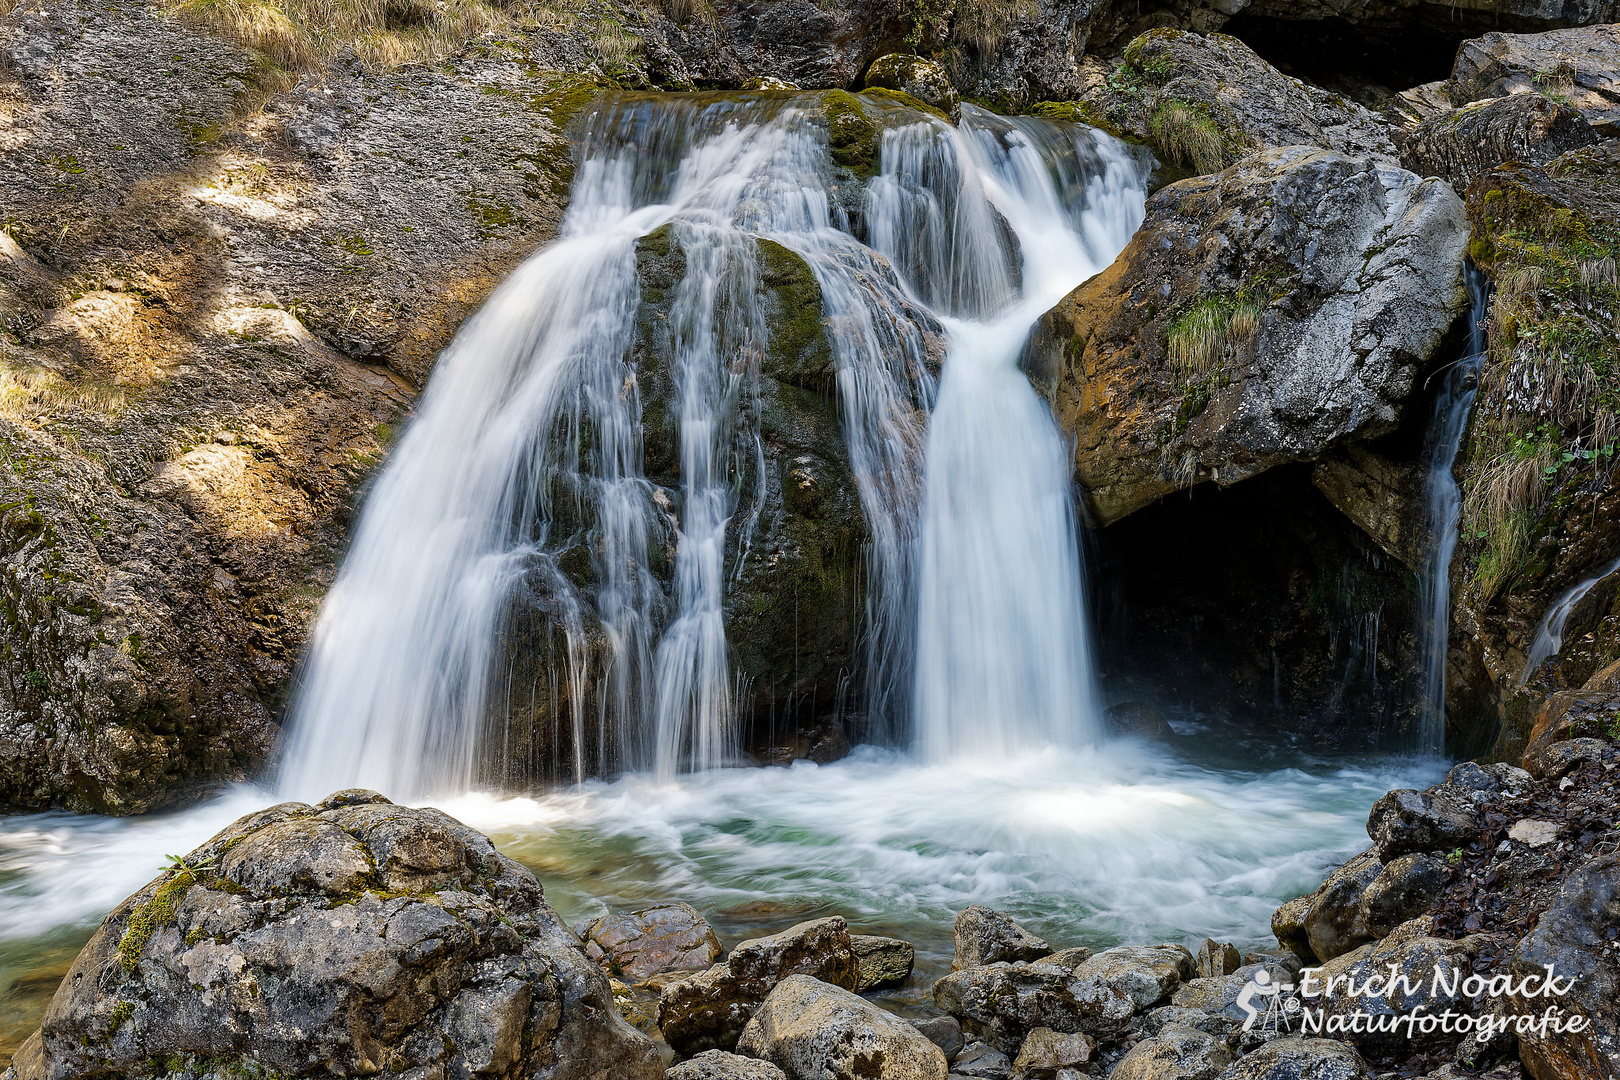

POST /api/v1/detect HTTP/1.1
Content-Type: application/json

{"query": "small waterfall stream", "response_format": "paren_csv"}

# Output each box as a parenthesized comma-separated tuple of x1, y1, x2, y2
(1519, 553, 1620, 687)
(277, 93, 1147, 799)
(1415, 269, 1489, 755)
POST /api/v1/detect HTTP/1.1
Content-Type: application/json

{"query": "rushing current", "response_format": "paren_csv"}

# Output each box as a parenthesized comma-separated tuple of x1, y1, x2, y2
(1520, 552, 1620, 687)
(1414, 269, 1490, 755)
(278, 93, 1148, 798)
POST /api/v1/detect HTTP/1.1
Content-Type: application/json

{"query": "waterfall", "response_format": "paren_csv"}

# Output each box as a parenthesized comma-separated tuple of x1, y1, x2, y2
(277, 93, 1148, 801)
(1519, 553, 1620, 687)
(1415, 268, 1489, 755)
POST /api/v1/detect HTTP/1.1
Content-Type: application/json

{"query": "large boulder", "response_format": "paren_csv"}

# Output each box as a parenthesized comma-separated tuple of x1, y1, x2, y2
(1359, 853, 1451, 938)
(953, 906, 1053, 969)
(658, 916, 859, 1055)
(932, 952, 1132, 1054)
(1399, 93, 1598, 192)
(1068, 944, 1194, 1010)
(1010, 1026, 1096, 1078)
(666, 1051, 789, 1080)
(1107, 1026, 1232, 1080)
(1509, 851, 1620, 1080)
(581, 902, 723, 981)
(862, 53, 960, 123)
(6, 792, 662, 1080)
(1299, 850, 1383, 961)
(1451, 26, 1620, 137)
(736, 974, 948, 1080)
(1366, 788, 1478, 861)
(1039, 146, 1469, 526)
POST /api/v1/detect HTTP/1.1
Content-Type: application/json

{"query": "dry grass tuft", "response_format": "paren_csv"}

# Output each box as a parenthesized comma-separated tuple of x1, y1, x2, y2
(1166, 296, 1260, 377)
(0, 364, 127, 422)
(1149, 99, 1224, 176)
(951, 0, 1038, 57)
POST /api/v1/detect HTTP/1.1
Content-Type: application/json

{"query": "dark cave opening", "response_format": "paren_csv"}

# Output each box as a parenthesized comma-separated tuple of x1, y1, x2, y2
(1220, 14, 1470, 101)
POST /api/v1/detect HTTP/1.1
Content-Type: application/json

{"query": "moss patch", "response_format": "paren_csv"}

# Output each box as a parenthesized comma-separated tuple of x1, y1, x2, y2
(822, 91, 879, 178)
(118, 870, 197, 974)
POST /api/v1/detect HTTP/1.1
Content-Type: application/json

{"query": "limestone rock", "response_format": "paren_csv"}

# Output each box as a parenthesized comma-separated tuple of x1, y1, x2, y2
(1310, 446, 1427, 569)
(1359, 853, 1450, 938)
(1169, 960, 1297, 1024)
(851, 933, 916, 990)
(863, 53, 960, 124)
(1300, 849, 1383, 961)
(582, 902, 723, 981)
(658, 916, 859, 1055)
(1303, 917, 1481, 1052)
(9, 794, 662, 1080)
(1526, 737, 1616, 780)
(952, 906, 1052, 969)
(951, 1041, 1012, 1079)
(1041, 146, 1469, 526)
(1216, 1038, 1370, 1080)
(1400, 93, 1598, 192)
(1069, 943, 1193, 1009)
(737, 974, 948, 1080)
(1010, 1026, 1095, 1078)
(1366, 788, 1478, 860)
(1451, 26, 1620, 137)
(1107, 1026, 1232, 1080)
(933, 954, 1132, 1054)
(1143, 1004, 1236, 1037)
(914, 1014, 964, 1061)
(1195, 938, 1243, 978)
(666, 1050, 790, 1080)
(1509, 851, 1620, 1080)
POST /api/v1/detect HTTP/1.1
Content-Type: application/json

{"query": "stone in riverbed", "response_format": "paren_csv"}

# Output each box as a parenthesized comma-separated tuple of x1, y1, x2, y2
(1216, 1037, 1370, 1080)
(1298, 849, 1383, 961)
(862, 53, 960, 124)
(951, 1041, 1012, 1079)
(1366, 788, 1477, 861)
(1070, 943, 1193, 1009)
(658, 916, 859, 1055)
(852, 933, 915, 990)
(914, 1014, 965, 1061)
(1358, 852, 1450, 938)
(1010, 1026, 1096, 1078)
(7, 792, 662, 1080)
(666, 1050, 789, 1080)
(953, 905, 1051, 969)
(1107, 1025, 1232, 1080)
(582, 901, 722, 981)
(1196, 938, 1242, 978)
(736, 974, 948, 1080)
(933, 952, 1132, 1054)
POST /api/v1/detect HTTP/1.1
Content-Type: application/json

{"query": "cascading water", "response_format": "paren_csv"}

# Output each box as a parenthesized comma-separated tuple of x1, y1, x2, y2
(277, 92, 1147, 801)
(1415, 268, 1490, 755)
(1519, 552, 1620, 687)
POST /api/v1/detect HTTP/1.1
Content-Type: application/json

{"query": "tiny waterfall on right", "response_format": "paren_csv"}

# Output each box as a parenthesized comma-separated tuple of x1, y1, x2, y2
(1416, 267, 1490, 755)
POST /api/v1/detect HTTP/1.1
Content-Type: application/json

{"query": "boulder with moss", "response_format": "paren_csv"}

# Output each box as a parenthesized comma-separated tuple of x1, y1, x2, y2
(5, 790, 663, 1080)
(1036, 145, 1470, 526)
(863, 53, 960, 123)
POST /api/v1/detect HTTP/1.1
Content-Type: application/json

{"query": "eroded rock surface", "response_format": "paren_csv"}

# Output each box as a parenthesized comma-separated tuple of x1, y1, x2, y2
(582, 901, 722, 981)
(737, 974, 948, 1080)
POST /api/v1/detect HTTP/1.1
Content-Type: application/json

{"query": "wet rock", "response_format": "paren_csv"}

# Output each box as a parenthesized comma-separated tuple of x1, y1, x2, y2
(1525, 737, 1616, 781)
(915, 1014, 965, 1061)
(1070, 943, 1194, 1009)
(1041, 146, 1469, 526)
(852, 933, 915, 990)
(1216, 1037, 1370, 1080)
(1105, 700, 1175, 740)
(1399, 93, 1598, 192)
(934, 955, 1133, 1054)
(1366, 788, 1478, 861)
(1107, 1025, 1232, 1080)
(1272, 895, 1317, 963)
(1077, 30, 1395, 178)
(1508, 850, 1620, 1080)
(953, 906, 1052, 969)
(1300, 850, 1383, 961)
(666, 1050, 790, 1080)
(1451, 26, 1620, 137)
(737, 974, 948, 1080)
(1359, 853, 1451, 938)
(757, 720, 853, 767)
(1196, 938, 1243, 978)
(1310, 446, 1427, 569)
(658, 916, 859, 1055)
(10, 794, 662, 1080)
(952, 1041, 1012, 1079)
(1444, 760, 1533, 799)
(1010, 1026, 1095, 1078)
(1303, 917, 1482, 1052)
(863, 53, 960, 124)
(582, 901, 723, 981)
(1170, 961, 1296, 1025)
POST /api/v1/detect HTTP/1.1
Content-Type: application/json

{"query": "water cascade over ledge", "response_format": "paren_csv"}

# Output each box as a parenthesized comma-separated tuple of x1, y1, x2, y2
(277, 93, 1149, 800)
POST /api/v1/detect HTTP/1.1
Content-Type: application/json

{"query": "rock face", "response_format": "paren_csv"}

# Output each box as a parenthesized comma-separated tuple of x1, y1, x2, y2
(7, 791, 662, 1080)
(737, 974, 948, 1080)
(1510, 851, 1620, 1080)
(1041, 146, 1469, 526)
(658, 916, 860, 1055)
(581, 902, 723, 981)
(1451, 26, 1620, 136)
(953, 906, 1053, 969)
(1078, 30, 1395, 177)
(1399, 93, 1598, 192)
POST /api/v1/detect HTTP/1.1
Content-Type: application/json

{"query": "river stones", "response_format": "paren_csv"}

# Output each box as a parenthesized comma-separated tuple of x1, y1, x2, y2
(666, 1050, 789, 1080)
(1070, 944, 1193, 1010)
(953, 906, 1052, 969)
(1367, 788, 1478, 861)
(1360, 853, 1451, 938)
(852, 933, 916, 990)
(582, 901, 723, 981)
(7, 792, 662, 1080)
(736, 974, 948, 1080)
(1108, 1026, 1232, 1080)
(1290, 849, 1383, 962)
(1508, 850, 1620, 1080)
(658, 916, 860, 1055)
(1010, 1026, 1096, 1077)
(914, 1014, 965, 1061)
(1303, 917, 1482, 1052)
(1217, 1037, 1371, 1080)
(933, 954, 1133, 1053)
(1196, 938, 1243, 978)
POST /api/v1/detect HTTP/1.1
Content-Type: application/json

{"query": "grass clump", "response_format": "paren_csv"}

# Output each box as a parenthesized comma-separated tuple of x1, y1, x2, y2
(949, 0, 1036, 57)
(1148, 99, 1224, 176)
(1165, 296, 1259, 377)
(0, 364, 127, 422)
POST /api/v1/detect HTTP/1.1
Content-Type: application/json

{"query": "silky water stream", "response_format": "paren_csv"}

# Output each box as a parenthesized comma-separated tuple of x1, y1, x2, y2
(1, 92, 1448, 1051)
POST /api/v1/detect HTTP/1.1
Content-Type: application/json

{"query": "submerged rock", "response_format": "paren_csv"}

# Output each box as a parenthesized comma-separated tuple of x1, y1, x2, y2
(582, 901, 723, 981)
(658, 916, 859, 1055)
(1040, 146, 1469, 526)
(953, 905, 1053, 969)
(737, 974, 948, 1079)
(7, 793, 662, 1080)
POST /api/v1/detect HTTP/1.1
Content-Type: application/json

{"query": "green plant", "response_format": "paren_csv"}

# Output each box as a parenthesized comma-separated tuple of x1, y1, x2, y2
(1165, 296, 1259, 377)
(22, 669, 45, 688)
(1446, 848, 1463, 867)
(1148, 99, 1223, 175)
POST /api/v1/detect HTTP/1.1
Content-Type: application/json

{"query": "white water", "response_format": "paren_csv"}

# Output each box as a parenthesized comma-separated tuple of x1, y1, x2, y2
(277, 94, 1147, 797)
(1519, 552, 1620, 687)
(1415, 270, 1489, 754)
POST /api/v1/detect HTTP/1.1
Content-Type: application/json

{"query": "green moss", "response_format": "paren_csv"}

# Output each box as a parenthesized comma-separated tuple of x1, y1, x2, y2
(822, 91, 879, 178)
(858, 87, 948, 123)
(757, 239, 834, 391)
(117, 870, 195, 974)
(1026, 100, 1125, 141)
(1120, 27, 1182, 75)
(107, 1000, 136, 1034)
